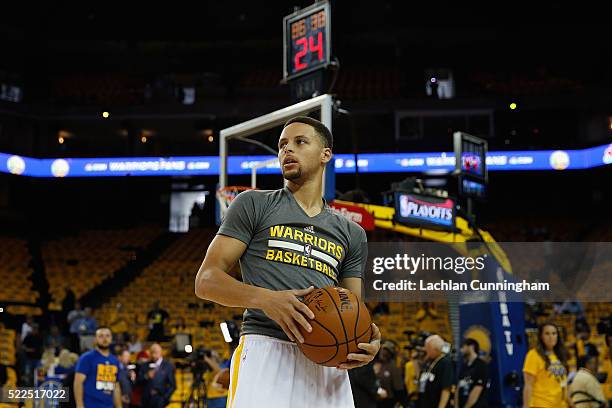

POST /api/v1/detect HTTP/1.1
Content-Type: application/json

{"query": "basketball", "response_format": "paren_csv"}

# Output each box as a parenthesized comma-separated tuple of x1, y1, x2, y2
(297, 286, 373, 367)
(216, 368, 230, 389)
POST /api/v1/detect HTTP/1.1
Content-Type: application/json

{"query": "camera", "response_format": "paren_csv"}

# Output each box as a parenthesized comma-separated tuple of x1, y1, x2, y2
(187, 347, 212, 376)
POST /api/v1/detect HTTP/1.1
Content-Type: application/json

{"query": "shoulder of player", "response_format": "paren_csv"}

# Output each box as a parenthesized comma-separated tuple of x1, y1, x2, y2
(324, 207, 366, 237)
(79, 349, 95, 359)
(475, 357, 486, 366)
(238, 188, 282, 204)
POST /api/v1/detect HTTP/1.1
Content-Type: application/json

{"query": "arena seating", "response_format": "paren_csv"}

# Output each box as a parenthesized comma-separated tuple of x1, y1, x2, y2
(0, 237, 38, 304)
(42, 226, 162, 310)
(0, 324, 18, 408)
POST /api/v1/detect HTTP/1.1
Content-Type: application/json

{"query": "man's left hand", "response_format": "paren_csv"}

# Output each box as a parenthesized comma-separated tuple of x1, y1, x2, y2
(337, 323, 381, 370)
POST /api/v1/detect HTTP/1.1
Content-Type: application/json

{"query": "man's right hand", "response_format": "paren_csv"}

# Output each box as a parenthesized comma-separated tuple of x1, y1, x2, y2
(257, 286, 316, 343)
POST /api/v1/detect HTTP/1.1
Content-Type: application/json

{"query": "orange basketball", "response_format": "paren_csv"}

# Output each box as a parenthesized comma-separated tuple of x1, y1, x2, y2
(216, 368, 230, 389)
(297, 286, 373, 367)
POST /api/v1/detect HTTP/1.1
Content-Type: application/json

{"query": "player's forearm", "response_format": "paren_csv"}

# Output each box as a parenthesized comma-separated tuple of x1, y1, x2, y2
(113, 384, 122, 408)
(522, 383, 532, 408)
(438, 389, 450, 408)
(195, 265, 269, 309)
(74, 381, 84, 408)
(465, 386, 483, 408)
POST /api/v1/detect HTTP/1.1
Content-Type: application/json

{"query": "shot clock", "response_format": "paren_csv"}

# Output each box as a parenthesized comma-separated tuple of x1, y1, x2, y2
(283, 2, 331, 81)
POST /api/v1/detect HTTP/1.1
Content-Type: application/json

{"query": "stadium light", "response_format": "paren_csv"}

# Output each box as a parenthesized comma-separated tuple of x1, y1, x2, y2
(102, 111, 110, 118)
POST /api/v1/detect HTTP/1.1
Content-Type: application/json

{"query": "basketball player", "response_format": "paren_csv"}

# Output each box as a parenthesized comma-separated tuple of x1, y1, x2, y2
(195, 116, 381, 407)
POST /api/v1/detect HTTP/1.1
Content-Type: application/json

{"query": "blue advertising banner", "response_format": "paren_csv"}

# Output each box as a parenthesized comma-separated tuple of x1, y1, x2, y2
(2, 142, 612, 177)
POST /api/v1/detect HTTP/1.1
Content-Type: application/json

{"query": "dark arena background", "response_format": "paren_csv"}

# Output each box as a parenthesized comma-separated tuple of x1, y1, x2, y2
(1, 2, 611, 408)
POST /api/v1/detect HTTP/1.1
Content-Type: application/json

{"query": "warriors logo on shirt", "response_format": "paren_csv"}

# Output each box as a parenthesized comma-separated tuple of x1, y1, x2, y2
(265, 224, 345, 282)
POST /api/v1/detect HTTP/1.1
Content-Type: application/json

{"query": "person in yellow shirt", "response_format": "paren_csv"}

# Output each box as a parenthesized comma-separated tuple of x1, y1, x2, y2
(404, 350, 421, 405)
(523, 322, 570, 408)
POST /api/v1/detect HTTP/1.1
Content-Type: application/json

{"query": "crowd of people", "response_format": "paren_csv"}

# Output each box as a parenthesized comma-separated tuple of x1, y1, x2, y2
(6, 296, 612, 408)
(348, 320, 612, 408)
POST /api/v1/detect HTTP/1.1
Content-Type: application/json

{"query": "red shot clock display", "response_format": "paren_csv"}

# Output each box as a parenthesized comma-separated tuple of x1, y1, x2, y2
(283, 2, 331, 80)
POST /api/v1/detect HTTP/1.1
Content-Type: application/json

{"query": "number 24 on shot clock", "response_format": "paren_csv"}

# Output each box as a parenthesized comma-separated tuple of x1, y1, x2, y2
(283, 2, 331, 80)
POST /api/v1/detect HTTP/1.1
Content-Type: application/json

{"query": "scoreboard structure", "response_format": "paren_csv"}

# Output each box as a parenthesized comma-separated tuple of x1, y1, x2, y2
(454, 131, 488, 200)
(283, 2, 331, 81)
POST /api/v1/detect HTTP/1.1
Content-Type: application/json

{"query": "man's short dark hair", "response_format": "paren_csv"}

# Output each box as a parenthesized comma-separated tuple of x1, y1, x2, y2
(577, 354, 597, 369)
(462, 338, 480, 354)
(283, 116, 333, 149)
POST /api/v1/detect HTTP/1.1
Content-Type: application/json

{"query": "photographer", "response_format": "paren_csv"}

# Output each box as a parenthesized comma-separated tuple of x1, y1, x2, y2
(139, 344, 175, 408)
(203, 350, 231, 408)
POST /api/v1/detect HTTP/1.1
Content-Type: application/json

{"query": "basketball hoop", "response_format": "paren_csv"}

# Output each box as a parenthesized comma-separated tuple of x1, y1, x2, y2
(216, 186, 255, 220)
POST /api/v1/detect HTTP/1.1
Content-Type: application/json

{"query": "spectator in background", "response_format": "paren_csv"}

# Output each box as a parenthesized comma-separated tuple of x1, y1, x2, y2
(570, 354, 607, 408)
(419, 335, 453, 408)
(349, 360, 386, 408)
(131, 349, 151, 408)
(74, 327, 121, 408)
(128, 333, 143, 354)
(20, 315, 34, 341)
(68, 302, 86, 352)
(56, 349, 79, 376)
(46, 324, 65, 354)
(146, 302, 169, 342)
(455, 338, 489, 408)
(75, 307, 98, 352)
(523, 322, 570, 408)
(140, 343, 175, 408)
(61, 289, 77, 332)
(40, 347, 58, 375)
(118, 349, 135, 408)
(575, 329, 598, 360)
(375, 340, 404, 408)
(404, 349, 423, 407)
(21, 323, 43, 385)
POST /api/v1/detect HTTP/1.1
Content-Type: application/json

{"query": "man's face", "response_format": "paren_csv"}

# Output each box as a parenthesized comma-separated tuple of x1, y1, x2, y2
(95, 329, 113, 350)
(278, 123, 330, 182)
(120, 350, 130, 365)
(424, 341, 438, 360)
(460, 344, 471, 359)
(587, 357, 598, 373)
(150, 345, 162, 361)
(379, 347, 392, 361)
